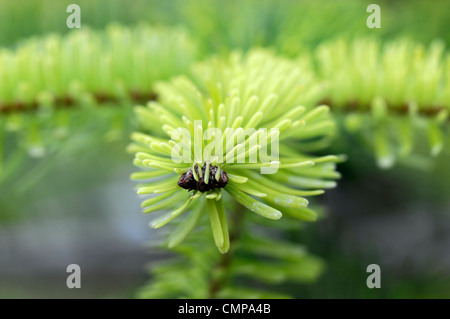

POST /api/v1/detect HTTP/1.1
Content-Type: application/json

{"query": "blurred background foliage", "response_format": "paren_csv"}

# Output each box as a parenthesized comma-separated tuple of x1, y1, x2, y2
(1, 0, 449, 52)
(0, 0, 449, 298)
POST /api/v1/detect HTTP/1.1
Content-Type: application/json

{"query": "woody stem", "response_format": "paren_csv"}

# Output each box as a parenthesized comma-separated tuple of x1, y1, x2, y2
(207, 202, 245, 299)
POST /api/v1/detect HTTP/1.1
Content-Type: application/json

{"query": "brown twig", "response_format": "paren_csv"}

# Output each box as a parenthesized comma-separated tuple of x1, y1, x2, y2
(319, 98, 446, 117)
(0, 90, 158, 114)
